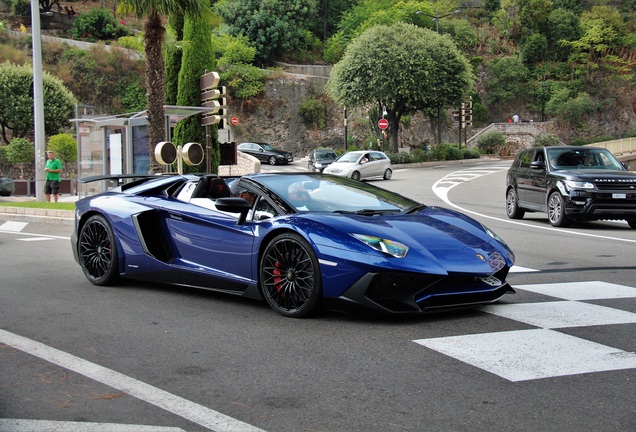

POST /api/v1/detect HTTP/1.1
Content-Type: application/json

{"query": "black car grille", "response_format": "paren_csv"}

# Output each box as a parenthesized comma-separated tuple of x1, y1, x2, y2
(595, 180, 636, 191)
(364, 268, 512, 313)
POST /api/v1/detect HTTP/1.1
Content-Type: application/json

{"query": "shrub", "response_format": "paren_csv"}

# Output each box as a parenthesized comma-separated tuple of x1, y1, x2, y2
(47, 133, 77, 167)
(477, 131, 506, 154)
(6, 137, 33, 178)
(298, 97, 326, 129)
(534, 133, 561, 147)
(12, 0, 30, 17)
(70, 8, 132, 41)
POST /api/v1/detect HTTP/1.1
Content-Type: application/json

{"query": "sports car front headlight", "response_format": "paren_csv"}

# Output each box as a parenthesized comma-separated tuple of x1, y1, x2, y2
(351, 234, 409, 258)
(564, 180, 594, 190)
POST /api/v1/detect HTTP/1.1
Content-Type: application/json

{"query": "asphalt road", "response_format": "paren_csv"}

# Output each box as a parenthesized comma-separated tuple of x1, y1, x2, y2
(1, 160, 635, 432)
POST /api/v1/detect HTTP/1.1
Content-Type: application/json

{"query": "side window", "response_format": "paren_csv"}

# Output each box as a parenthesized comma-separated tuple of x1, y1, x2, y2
(518, 150, 533, 168)
(534, 151, 545, 163)
(253, 197, 279, 221)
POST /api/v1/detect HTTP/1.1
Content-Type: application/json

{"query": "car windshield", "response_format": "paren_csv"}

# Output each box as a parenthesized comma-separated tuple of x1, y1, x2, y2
(547, 148, 624, 171)
(316, 150, 337, 160)
(337, 153, 362, 163)
(259, 143, 274, 151)
(253, 174, 417, 213)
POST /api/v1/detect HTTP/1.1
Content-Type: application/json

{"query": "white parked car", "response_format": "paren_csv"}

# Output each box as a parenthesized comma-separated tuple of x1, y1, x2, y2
(323, 150, 392, 181)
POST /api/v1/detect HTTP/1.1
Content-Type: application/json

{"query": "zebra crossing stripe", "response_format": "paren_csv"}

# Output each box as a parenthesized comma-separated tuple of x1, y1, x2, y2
(414, 281, 636, 382)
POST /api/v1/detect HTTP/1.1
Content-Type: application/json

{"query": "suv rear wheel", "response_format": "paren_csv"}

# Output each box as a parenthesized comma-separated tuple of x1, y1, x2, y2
(506, 188, 525, 219)
(547, 192, 571, 227)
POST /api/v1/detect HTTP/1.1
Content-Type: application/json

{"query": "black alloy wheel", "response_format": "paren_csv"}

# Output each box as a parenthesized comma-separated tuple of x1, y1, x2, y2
(351, 171, 361, 181)
(547, 192, 571, 227)
(78, 214, 119, 285)
(268, 156, 278, 165)
(506, 188, 525, 219)
(260, 233, 322, 318)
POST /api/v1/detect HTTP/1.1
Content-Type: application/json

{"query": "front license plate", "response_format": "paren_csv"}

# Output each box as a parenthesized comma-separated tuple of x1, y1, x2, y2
(613, 193, 627, 199)
(480, 276, 502, 287)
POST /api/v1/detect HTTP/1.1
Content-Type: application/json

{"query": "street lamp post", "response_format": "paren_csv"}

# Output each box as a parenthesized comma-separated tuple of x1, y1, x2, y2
(416, 9, 462, 145)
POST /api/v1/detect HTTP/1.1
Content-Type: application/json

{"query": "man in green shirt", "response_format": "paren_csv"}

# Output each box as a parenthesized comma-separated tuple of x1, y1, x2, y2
(45, 150, 63, 202)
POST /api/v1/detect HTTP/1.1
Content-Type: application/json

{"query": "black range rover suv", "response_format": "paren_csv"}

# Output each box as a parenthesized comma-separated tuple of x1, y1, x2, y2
(506, 146, 636, 228)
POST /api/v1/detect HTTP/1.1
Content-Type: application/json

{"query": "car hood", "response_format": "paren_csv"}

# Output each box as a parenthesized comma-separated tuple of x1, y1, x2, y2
(300, 207, 513, 275)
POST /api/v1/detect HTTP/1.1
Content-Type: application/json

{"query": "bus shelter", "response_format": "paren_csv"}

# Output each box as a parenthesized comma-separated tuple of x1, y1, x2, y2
(74, 105, 211, 197)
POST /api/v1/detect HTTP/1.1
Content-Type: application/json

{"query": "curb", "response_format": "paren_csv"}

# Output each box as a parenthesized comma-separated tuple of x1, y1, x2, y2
(0, 207, 74, 225)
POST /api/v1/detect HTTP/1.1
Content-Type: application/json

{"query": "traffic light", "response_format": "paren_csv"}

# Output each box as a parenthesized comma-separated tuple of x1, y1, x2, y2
(200, 71, 228, 128)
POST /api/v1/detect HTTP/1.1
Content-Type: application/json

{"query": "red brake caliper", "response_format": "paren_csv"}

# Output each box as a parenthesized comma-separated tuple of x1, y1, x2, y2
(273, 258, 284, 295)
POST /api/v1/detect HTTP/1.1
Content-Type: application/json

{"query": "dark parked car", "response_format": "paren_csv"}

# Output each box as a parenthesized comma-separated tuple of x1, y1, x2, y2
(506, 146, 636, 228)
(308, 148, 338, 172)
(237, 142, 293, 165)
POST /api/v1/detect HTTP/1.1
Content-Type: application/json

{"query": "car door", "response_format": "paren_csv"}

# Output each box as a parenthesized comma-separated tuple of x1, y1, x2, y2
(369, 152, 387, 177)
(156, 198, 257, 290)
(525, 149, 549, 209)
(512, 149, 534, 205)
(358, 153, 375, 178)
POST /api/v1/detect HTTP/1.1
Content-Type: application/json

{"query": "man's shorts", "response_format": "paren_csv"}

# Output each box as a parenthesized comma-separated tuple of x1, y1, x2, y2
(45, 180, 60, 194)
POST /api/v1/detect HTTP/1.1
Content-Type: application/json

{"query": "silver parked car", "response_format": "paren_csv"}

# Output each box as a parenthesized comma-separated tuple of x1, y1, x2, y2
(323, 150, 392, 181)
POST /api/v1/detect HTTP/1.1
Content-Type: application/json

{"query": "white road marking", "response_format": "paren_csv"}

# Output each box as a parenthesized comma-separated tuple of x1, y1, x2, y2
(414, 281, 636, 382)
(509, 265, 539, 273)
(0, 221, 28, 232)
(432, 166, 636, 244)
(0, 419, 186, 432)
(415, 328, 636, 382)
(514, 280, 636, 300)
(17, 237, 55, 241)
(0, 329, 266, 432)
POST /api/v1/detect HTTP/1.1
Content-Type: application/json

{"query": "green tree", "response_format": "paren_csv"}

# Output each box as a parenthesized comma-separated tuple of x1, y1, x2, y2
(547, 8, 581, 61)
(534, 133, 561, 147)
(484, 56, 530, 106)
(212, 34, 265, 107)
(215, 0, 318, 66)
(0, 62, 77, 145)
(324, 0, 433, 63)
(164, 12, 184, 105)
(172, 13, 216, 173)
(328, 22, 474, 152)
(117, 0, 209, 174)
(6, 137, 34, 178)
(47, 133, 77, 173)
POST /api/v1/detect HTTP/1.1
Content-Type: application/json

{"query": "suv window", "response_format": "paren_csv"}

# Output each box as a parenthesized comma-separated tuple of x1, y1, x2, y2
(517, 150, 533, 168)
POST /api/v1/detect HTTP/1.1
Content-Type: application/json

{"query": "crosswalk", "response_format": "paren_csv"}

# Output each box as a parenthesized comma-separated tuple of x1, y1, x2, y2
(414, 281, 636, 382)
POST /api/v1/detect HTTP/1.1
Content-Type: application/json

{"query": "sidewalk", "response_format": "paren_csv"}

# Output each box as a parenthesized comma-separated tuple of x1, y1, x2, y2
(0, 195, 76, 225)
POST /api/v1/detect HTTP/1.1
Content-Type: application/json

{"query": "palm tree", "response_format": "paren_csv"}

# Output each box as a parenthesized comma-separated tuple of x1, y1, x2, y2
(118, 0, 209, 174)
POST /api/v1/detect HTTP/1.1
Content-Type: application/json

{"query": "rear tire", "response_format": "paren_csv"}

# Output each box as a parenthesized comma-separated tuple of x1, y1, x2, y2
(547, 192, 571, 227)
(78, 215, 119, 286)
(628, 221, 636, 229)
(383, 168, 392, 180)
(506, 188, 525, 219)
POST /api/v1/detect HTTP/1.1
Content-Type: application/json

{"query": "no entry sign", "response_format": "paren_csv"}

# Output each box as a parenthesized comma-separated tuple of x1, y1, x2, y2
(378, 118, 389, 130)
(231, 117, 239, 125)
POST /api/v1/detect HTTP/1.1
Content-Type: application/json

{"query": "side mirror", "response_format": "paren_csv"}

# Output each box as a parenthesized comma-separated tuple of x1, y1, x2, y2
(215, 197, 251, 224)
(530, 160, 545, 170)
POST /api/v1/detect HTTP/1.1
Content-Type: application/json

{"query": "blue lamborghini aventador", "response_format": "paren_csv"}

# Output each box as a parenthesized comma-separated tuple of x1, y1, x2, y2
(72, 173, 515, 318)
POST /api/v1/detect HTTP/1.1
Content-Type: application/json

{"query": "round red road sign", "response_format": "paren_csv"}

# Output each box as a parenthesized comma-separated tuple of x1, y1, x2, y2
(378, 118, 389, 130)
(231, 116, 239, 125)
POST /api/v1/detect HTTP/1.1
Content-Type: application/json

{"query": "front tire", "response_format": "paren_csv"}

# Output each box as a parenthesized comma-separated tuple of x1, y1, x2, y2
(383, 168, 392, 180)
(268, 156, 277, 165)
(506, 188, 525, 219)
(351, 171, 361, 181)
(547, 192, 571, 227)
(78, 214, 119, 285)
(260, 233, 322, 318)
